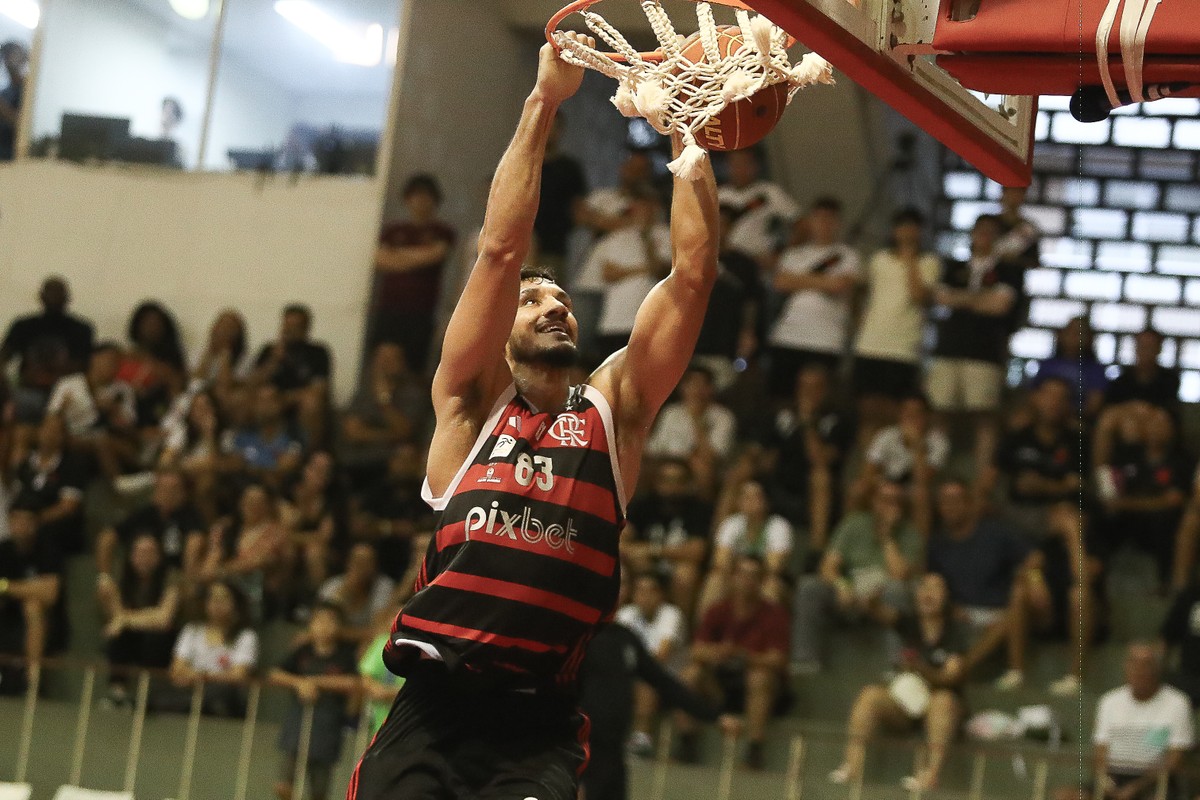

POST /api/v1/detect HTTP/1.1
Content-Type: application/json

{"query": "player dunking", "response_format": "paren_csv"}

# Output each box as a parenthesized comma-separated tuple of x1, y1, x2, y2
(348, 35, 718, 800)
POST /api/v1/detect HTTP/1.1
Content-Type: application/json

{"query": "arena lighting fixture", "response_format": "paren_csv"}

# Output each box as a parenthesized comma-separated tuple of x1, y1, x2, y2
(0, 0, 39, 29)
(274, 0, 385, 66)
(168, 0, 209, 21)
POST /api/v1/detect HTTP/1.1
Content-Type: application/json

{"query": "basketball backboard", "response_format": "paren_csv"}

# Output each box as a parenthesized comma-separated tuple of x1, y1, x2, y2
(744, 0, 1037, 186)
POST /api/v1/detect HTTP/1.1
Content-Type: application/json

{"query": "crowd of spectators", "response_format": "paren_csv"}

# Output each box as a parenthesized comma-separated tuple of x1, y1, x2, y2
(1, 138, 1199, 799)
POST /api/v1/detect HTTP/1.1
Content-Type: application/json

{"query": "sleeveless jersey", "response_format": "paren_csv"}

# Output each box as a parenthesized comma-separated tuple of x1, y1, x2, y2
(385, 384, 626, 693)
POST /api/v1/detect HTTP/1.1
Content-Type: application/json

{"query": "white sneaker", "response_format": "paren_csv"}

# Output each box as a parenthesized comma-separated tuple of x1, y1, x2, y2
(994, 669, 1024, 691)
(1049, 674, 1081, 696)
(828, 765, 852, 785)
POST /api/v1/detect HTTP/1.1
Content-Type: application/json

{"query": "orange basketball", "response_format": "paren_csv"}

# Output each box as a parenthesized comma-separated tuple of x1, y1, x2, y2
(677, 26, 789, 151)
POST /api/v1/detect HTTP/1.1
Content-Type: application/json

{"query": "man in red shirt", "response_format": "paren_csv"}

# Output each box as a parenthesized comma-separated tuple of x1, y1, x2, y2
(678, 554, 790, 769)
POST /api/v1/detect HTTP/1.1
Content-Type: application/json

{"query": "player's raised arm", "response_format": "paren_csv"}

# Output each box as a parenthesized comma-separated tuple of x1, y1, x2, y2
(602, 136, 719, 427)
(432, 36, 590, 413)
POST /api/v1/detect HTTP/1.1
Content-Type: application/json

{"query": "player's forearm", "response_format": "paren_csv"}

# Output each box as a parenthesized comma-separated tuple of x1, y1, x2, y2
(668, 140, 719, 290)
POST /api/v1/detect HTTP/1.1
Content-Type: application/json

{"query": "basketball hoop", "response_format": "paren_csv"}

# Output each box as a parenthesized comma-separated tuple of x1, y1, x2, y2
(546, 0, 834, 180)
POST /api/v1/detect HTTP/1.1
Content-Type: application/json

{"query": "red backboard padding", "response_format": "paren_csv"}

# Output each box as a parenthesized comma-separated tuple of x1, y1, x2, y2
(940, 56, 1200, 96)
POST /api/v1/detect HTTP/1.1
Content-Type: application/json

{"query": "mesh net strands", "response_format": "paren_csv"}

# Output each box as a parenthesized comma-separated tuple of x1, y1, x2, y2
(548, 0, 834, 179)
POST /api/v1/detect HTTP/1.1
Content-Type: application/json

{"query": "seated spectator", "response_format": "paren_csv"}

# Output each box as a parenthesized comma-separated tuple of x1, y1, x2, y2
(829, 574, 969, 793)
(852, 208, 940, 438)
(577, 150, 654, 234)
(1031, 316, 1107, 421)
(1101, 329, 1180, 419)
(200, 483, 289, 619)
(9, 413, 87, 553)
(766, 196, 861, 399)
(281, 450, 346, 604)
(792, 479, 922, 674)
(158, 390, 229, 518)
(700, 479, 793, 613)
(616, 571, 688, 754)
(1054, 642, 1192, 800)
(677, 555, 789, 769)
(47, 342, 138, 477)
(718, 148, 799, 271)
(928, 480, 1033, 691)
(0, 276, 94, 425)
(1099, 405, 1192, 591)
(191, 309, 248, 406)
(621, 458, 711, 618)
(225, 384, 303, 483)
(927, 213, 1020, 481)
(645, 365, 736, 495)
(349, 441, 432, 585)
(759, 364, 853, 551)
(318, 542, 395, 643)
(97, 532, 180, 707)
(96, 468, 206, 580)
(370, 174, 456, 374)
(986, 376, 1083, 533)
(0, 503, 64, 695)
(270, 602, 359, 800)
(168, 579, 258, 716)
(252, 304, 331, 446)
(339, 341, 425, 480)
(1008, 505, 1107, 697)
(851, 393, 945, 533)
(587, 187, 671, 357)
(120, 301, 187, 431)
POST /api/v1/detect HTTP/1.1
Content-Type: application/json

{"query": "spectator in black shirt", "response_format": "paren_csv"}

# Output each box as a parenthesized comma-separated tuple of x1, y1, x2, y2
(622, 458, 711, 618)
(1102, 329, 1179, 413)
(96, 468, 206, 580)
(533, 113, 586, 273)
(760, 364, 853, 551)
(1162, 579, 1200, 706)
(253, 304, 332, 447)
(10, 413, 88, 553)
(350, 441, 432, 586)
(0, 503, 65, 694)
(986, 376, 1083, 534)
(339, 341, 426, 481)
(0, 277, 94, 424)
(580, 623, 739, 800)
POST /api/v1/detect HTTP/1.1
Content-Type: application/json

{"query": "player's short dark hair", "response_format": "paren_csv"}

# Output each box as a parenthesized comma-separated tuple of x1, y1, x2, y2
(891, 206, 925, 227)
(402, 173, 442, 204)
(520, 265, 558, 284)
(812, 196, 843, 214)
(634, 571, 669, 593)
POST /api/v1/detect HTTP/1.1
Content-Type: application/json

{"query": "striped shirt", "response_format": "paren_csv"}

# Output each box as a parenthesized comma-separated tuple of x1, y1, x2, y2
(386, 384, 626, 693)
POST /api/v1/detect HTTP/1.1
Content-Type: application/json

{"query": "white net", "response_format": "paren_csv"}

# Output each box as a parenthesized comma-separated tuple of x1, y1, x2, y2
(550, 0, 835, 179)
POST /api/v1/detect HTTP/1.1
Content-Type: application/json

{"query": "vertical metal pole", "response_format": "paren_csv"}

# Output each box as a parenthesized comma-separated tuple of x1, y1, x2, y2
(849, 757, 865, 800)
(371, 0, 415, 183)
(195, 0, 229, 170)
(785, 736, 806, 800)
(1153, 771, 1169, 800)
(14, 663, 40, 783)
(650, 718, 672, 800)
(68, 666, 96, 786)
(14, 0, 50, 160)
(233, 683, 261, 800)
(292, 702, 316, 800)
(123, 671, 151, 792)
(716, 733, 737, 800)
(910, 745, 926, 800)
(968, 752, 987, 800)
(177, 680, 205, 800)
(1031, 759, 1049, 800)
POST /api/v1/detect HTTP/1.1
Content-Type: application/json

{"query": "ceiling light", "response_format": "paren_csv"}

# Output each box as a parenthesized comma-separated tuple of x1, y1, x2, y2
(274, 0, 384, 66)
(0, 0, 39, 29)
(169, 0, 209, 21)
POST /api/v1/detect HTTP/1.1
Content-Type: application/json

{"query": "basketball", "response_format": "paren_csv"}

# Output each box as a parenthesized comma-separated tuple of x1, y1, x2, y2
(677, 26, 790, 151)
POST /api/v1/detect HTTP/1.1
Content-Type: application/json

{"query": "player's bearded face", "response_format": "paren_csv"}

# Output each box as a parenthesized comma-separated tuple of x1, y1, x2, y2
(510, 281, 579, 369)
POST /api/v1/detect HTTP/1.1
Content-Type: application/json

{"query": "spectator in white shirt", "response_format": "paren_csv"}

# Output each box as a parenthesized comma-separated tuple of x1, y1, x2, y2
(168, 579, 259, 716)
(853, 207, 940, 438)
(578, 150, 655, 235)
(1055, 642, 1193, 800)
(767, 197, 862, 399)
(318, 542, 396, 644)
(717, 148, 800, 266)
(700, 479, 793, 615)
(616, 571, 688, 753)
(580, 188, 671, 357)
(46, 342, 138, 478)
(646, 365, 736, 496)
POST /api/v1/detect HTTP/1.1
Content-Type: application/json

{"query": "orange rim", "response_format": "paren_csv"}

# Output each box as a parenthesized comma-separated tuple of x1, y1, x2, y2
(546, 0, 794, 64)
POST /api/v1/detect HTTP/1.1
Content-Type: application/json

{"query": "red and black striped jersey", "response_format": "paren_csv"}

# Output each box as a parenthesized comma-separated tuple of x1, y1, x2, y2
(385, 383, 626, 693)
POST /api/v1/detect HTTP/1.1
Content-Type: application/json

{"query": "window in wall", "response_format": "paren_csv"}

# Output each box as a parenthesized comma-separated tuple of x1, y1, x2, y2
(940, 99, 1200, 402)
(28, 0, 220, 168)
(207, 0, 400, 174)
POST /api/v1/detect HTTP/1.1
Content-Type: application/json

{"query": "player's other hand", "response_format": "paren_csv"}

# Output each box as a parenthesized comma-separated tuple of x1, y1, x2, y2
(537, 33, 593, 104)
(717, 714, 742, 737)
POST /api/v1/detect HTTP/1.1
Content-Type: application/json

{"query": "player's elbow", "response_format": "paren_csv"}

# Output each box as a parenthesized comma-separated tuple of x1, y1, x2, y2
(670, 254, 718, 294)
(476, 235, 528, 271)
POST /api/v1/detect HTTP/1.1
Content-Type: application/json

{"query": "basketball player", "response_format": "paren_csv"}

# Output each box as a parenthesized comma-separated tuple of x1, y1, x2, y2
(348, 35, 719, 800)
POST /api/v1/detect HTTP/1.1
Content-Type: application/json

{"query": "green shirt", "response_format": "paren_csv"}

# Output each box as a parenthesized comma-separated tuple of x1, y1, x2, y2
(358, 632, 405, 735)
(829, 511, 923, 574)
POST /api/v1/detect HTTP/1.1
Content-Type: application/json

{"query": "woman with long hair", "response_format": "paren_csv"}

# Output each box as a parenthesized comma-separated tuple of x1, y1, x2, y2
(281, 450, 346, 605)
(200, 483, 289, 619)
(168, 579, 258, 715)
(121, 301, 187, 428)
